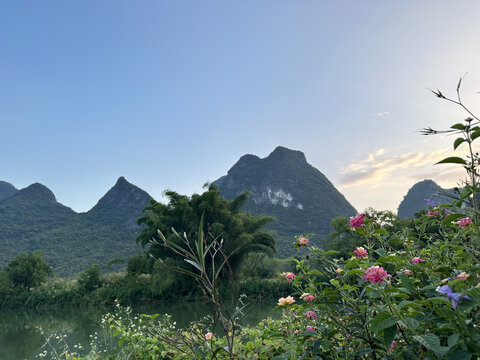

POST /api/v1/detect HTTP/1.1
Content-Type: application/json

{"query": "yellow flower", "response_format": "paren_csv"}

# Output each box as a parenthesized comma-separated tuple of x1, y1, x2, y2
(277, 296, 295, 306)
(336, 269, 343, 273)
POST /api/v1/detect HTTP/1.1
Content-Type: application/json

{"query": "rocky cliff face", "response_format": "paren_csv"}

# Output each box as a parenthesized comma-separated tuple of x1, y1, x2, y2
(214, 146, 356, 257)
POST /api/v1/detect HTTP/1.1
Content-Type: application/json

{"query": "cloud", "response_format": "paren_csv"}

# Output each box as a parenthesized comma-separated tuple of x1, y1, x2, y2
(338, 147, 465, 189)
(373, 112, 390, 117)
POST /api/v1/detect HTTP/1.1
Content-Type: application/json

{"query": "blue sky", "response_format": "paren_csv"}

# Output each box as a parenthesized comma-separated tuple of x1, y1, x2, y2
(1, 1, 480, 213)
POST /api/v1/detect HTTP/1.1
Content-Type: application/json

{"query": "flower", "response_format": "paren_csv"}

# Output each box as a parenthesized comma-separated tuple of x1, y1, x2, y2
(437, 285, 471, 310)
(300, 292, 310, 299)
(277, 296, 295, 306)
(453, 217, 473, 228)
(335, 268, 343, 273)
(427, 210, 438, 216)
(353, 247, 368, 258)
(305, 310, 317, 320)
(388, 340, 398, 353)
(304, 295, 314, 302)
(363, 266, 390, 284)
(412, 257, 425, 264)
(285, 272, 295, 282)
(455, 272, 470, 281)
(403, 269, 411, 276)
(298, 237, 309, 247)
(204, 332, 213, 340)
(305, 326, 316, 332)
(350, 214, 366, 229)
(424, 198, 436, 207)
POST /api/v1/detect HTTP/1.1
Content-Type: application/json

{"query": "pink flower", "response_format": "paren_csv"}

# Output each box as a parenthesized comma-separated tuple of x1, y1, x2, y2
(388, 340, 398, 353)
(304, 295, 314, 302)
(350, 214, 366, 229)
(305, 310, 317, 320)
(403, 269, 411, 276)
(412, 257, 425, 264)
(427, 210, 438, 216)
(204, 332, 213, 340)
(285, 272, 295, 282)
(305, 326, 316, 332)
(453, 217, 473, 228)
(353, 247, 368, 258)
(298, 237, 309, 247)
(455, 272, 470, 281)
(363, 266, 390, 284)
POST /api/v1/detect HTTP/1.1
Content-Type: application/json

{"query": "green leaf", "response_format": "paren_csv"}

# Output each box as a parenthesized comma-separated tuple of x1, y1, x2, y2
(370, 312, 396, 332)
(471, 130, 480, 141)
(414, 334, 448, 358)
(345, 268, 365, 276)
(447, 333, 459, 348)
(436, 157, 467, 165)
(401, 317, 419, 331)
(323, 250, 340, 256)
(447, 349, 472, 360)
(453, 137, 466, 150)
(375, 248, 387, 257)
(451, 123, 466, 130)
(441, 213, 466, 226)
(355, 348, 374, 356)
(383, 324, 397, 347)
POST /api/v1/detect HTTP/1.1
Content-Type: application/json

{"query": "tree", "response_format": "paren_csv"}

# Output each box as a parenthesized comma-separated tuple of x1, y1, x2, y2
(5, 251, 52, 291)
(136, 185, 276, 277)
(77, 264, 102, 293)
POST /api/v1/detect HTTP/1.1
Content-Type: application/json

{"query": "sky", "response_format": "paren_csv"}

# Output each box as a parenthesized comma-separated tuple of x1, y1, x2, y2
(2, 1, 480, 213)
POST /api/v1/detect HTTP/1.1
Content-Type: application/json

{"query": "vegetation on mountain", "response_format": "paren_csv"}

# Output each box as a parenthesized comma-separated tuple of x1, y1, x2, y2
(0, 177, 150, 276)
(0, 181, 17, 202)
(214, 146, 357, 258)
(397, 179, 455, 218)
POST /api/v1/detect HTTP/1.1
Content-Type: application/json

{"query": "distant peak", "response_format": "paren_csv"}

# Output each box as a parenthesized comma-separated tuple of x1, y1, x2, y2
(267, 146, 306, 163)
(115, 176, 129, 186)
(22, 183, 57, 202)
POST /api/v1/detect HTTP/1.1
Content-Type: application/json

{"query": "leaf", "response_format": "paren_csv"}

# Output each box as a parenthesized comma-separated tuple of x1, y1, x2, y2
(436, 157, 467, 165)
(345, 268, 365, 276)
(447, 349, 472, 360)
(471, 130, 480, 141)
(414, 334, 448, 358)
(272, 354, 289, 360)
(375, 248, 387, 257)
(451, 123, 466, 130)
(447, 333, 459, 348)
(401, 317, 419, 331)
(454, 137, 466, 150)
(323, 250, 340, 256)
(196, 212, 205, 268)
(370, 312, 396, 332)
(355, 348, 374, 356)
(441, 213, 466, 226)
(383, 324, 397, 347)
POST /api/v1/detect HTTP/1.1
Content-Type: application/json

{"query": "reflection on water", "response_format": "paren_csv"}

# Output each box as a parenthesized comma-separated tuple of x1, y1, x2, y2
(0, 300, 278, 360)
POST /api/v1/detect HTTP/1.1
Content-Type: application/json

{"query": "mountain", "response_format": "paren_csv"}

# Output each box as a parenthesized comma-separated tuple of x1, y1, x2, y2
(0, 177, 151, 276)
(397, 179, 455, 218)
(0, 181, 18, 202)
(214, 146, 357, 257)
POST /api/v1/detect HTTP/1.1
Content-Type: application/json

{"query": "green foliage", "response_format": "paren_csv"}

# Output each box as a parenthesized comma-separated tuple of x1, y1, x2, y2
(77, 264, 102, 293)
(4, 251, 52, 291)
(0, 178, 150, 277)
(137, 185, 276, 277)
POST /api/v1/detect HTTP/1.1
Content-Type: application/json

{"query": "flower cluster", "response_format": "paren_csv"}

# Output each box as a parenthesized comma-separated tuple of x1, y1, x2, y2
(427, 210, 438, 216)
(353, 247, 368, 258)
(204, 332, 213, 340)
(284, 272, 295, 282)
(305, 310, 317, 320)
(363, 266, 390, 284)
(411, 257, 425, 264)
(277, 296, 295, 306)
(452, 217, 473, 228)
(298, 237, 309, 247)
(305, 326, 315, 332)
(403, 269, 411, 276)
(349, 213, 366, 229)
(455, 272, 470, 281)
